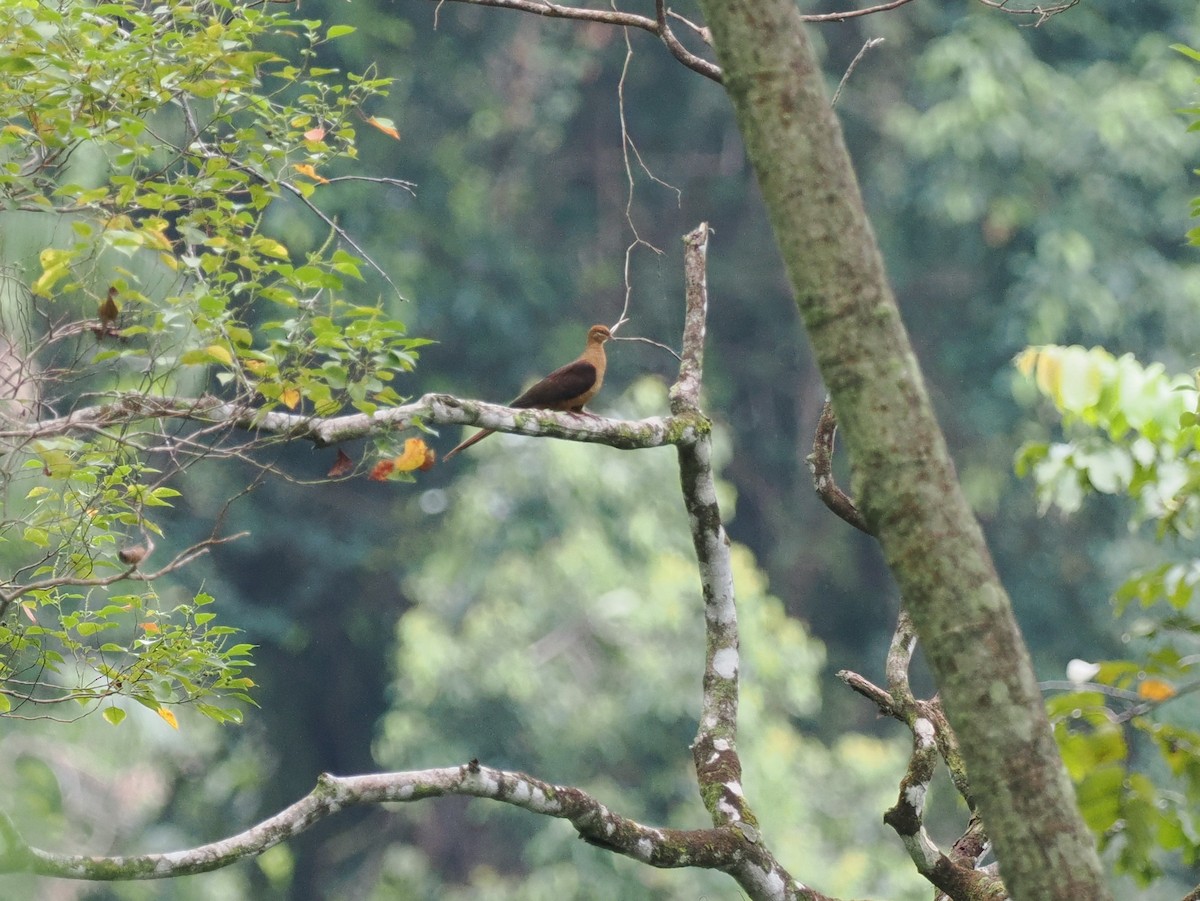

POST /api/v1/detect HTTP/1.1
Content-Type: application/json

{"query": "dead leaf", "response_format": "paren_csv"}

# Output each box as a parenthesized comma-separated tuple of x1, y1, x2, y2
(368, 459, 395, 481)
(293, 163, 329, 184)
(367, 116, 401, 140)
(1137, 678, 1176, 702)
(280, 387, 301, 409)
(393, 438, 429, 472)
(156, 706, 179, 729)
(327, 448, 354, 478)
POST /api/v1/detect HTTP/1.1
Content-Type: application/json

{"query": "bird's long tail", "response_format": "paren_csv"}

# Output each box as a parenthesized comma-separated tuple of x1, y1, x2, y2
(442, 428, 496, 461)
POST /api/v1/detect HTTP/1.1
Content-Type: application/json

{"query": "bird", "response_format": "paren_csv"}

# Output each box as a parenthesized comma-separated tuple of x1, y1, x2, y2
(443, 324, 612, 461)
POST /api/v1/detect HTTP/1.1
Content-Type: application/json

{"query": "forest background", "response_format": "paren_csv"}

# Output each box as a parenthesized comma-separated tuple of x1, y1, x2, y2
(2, 0, 1200, 899)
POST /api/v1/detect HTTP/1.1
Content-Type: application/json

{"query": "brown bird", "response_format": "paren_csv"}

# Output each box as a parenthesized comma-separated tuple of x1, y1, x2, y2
(443, 324, 612, 461)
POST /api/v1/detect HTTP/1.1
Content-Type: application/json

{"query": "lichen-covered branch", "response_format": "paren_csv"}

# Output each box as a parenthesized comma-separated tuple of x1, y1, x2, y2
(0, 391, 704, 455)
(670, 225, 822, 900)
(0, 763, 745, 880)
(841, 611, 997, 900)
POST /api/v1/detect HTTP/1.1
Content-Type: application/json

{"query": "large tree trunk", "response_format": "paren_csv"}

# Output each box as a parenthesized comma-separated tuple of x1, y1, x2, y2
(696, 3, 1111, 899)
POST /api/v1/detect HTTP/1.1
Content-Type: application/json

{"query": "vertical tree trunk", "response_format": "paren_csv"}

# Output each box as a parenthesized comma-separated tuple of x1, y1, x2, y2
(696, 3, 1111, 899)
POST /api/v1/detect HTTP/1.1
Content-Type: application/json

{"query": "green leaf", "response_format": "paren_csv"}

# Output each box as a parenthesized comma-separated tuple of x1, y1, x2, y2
(22, 527, 50, 548)
(102, 707, 126, 726)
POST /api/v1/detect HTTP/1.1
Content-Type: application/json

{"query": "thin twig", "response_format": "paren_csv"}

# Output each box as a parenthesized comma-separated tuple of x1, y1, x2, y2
(611, 334, 681, 362)
(831, 38, 885, 108)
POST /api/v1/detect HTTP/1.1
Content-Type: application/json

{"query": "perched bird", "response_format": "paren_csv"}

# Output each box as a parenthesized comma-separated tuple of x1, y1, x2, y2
(443, 324, 612, 461)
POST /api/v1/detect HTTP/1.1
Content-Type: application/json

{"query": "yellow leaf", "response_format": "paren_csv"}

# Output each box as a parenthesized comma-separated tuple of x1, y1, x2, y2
(1137, 678, 1176, 702)
(156, 706, 179, 729)
(1035, 351, 1063, 404)
(280, 387, 301, 409)
(293, 163, 329, 184)
(244, 359, 267, 376)
(33, 248, 71, 298)
(253, 237, 290, 260)
(367, 116, 401, 140)
(393, 438, 429, 472)
(205, 344, 233, 366)
(1014, 348, 1037, 378)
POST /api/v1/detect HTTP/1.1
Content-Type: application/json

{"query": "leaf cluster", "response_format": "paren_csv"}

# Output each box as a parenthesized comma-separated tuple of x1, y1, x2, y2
(1017, 343, 1200, 883)
(0, 0, 425, 725)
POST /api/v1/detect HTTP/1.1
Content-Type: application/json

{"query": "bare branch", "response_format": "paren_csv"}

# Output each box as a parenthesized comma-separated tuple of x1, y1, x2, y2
(806, 397, 871, 534)
(974, 0, 1080, 26)
(800, 0, 918, 23)
(420, 0, 723, 82)
(830, 37, 885, 108)
(0, 763, 748, 879)
(611, 333, 681, 361)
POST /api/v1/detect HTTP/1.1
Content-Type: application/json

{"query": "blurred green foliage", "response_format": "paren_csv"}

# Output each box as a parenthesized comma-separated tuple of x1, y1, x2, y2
(0, 0, 423, 725)
(1017, 344, 1200, 885)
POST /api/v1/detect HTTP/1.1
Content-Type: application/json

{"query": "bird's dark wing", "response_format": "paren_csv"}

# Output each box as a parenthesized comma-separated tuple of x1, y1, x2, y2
(510, 360, 598, 409)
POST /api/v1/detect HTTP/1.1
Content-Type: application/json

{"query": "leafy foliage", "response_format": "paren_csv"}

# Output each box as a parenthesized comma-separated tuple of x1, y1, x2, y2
(0, 0, 423, 723)
(1017, 344, 1200, 883)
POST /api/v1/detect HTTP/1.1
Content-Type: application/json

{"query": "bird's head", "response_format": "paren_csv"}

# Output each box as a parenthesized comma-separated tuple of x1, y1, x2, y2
(588, 324, 612, 345)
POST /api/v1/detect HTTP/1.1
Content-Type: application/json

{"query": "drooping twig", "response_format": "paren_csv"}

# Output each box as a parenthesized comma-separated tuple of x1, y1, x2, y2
(806, 397, 871, 534)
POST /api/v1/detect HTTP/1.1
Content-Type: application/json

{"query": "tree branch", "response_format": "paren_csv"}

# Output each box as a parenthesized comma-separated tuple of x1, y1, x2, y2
(0, 391, 704, 456)
(421, 0, 723, 82)
(0, 763, 750, 879)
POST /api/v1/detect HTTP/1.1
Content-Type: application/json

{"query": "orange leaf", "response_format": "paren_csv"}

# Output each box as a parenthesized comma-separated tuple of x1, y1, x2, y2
(141, 622, 160, 633)
(280, 387, 301, 410)
(1137, 678, 1176, 702)
(293, 163, 329, 184)
(327, 448, 354, 477)
(304, 126, 326, 141)
(368, 459, 395, 481)
(156, 706, 179, 730)
(393, 438, 429, 472)
(367, 116, 401, 140)
(419, 447, 437, 471)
